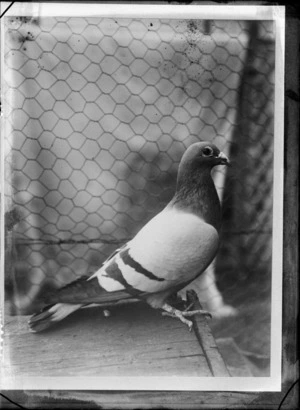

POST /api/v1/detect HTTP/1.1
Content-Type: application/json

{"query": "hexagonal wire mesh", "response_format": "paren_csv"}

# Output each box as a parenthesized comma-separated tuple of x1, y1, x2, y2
(3, 17, 274, 369)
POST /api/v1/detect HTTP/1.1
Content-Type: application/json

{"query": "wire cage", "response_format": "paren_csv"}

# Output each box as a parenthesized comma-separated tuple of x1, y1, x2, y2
(3, 16, 274, 373)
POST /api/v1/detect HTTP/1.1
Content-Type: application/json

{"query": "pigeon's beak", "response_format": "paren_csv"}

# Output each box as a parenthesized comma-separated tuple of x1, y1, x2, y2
(218, 152, 230, 166)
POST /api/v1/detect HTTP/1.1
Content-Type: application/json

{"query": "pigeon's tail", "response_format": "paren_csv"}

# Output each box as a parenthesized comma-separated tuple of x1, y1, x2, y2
(27, 275, 138, 333)
(28, 303, 83, 333)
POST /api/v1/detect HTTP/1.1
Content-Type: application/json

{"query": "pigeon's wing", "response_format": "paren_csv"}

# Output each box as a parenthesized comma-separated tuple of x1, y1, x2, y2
(93, 208, 219, 298)
(37, 243, 142, 306)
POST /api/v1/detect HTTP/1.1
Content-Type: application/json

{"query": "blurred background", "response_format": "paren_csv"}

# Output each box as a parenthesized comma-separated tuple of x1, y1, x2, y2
(3, 17, 274, 376)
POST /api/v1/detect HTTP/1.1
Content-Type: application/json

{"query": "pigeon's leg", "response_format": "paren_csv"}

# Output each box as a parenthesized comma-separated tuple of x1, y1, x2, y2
(161, 303, 212, 331)
(161, 303, 194, 330)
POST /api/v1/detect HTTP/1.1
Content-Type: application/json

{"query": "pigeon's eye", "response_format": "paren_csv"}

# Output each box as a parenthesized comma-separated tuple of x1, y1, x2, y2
(202, 146, 214, 157)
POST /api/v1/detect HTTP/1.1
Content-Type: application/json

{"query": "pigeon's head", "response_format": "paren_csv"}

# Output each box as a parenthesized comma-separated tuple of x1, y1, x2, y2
(180, 142, 230, 172)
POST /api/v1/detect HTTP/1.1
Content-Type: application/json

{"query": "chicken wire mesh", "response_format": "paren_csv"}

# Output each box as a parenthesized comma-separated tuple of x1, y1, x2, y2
(2, 16, 274, 371)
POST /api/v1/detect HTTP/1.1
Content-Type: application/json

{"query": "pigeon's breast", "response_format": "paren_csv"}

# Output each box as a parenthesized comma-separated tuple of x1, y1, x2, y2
(121, 209, 219, 292)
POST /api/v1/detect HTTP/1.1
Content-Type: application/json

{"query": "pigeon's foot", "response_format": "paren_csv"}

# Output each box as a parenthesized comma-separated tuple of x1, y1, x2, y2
(161, 303, 212, 331)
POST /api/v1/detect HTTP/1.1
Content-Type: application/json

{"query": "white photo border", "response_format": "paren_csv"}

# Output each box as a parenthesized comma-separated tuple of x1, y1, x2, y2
(0, 2, 285, 392)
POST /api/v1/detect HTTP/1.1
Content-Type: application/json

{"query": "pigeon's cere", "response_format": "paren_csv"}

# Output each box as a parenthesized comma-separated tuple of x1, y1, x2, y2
(28, 142, 230, 333)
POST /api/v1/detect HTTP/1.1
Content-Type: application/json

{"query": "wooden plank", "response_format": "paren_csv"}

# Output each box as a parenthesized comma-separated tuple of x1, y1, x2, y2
(3, 302, 217, 378)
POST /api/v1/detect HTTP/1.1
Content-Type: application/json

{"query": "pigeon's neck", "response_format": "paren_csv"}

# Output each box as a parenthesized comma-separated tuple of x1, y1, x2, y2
(169, 167, 221, 231)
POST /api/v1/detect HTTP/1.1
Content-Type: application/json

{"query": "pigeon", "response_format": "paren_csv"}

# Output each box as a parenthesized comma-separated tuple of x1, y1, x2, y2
(28, 141, 230, 333)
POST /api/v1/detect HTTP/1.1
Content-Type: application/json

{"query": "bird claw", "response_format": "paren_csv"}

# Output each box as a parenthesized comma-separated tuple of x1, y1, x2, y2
(181, 309, 212, 319)
(162, 311, 194, 330)
(161, 302, 212, 331)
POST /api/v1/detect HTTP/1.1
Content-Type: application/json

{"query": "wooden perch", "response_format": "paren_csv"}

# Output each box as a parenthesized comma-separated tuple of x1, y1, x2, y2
(2, 296, 230, 379)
